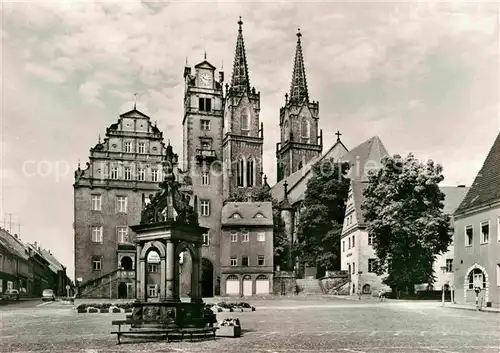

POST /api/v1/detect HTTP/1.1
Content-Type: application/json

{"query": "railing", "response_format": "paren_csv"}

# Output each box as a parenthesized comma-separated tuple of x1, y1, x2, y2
(196, 149, 216, 158)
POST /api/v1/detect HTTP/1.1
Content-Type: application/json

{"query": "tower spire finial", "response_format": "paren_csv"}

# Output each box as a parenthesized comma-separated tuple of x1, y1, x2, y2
(133, 93, 137, 110)
(204, 50, 207, 60)
(289, 28, 309, 104)
(230, 16, 251, 93)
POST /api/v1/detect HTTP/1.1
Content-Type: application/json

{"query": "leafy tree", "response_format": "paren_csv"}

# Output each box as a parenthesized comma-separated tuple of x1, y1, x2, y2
(361, 153, 452, 294)
(293, 158, 351, 272)
(226, 187, 290, 269)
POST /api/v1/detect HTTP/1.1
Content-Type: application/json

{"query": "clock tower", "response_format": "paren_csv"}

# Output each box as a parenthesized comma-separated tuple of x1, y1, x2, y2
(222, 17, 264, 201)
(183, 55, 225, 291)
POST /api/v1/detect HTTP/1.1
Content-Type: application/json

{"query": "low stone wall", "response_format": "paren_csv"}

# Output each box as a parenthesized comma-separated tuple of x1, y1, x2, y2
(320, 272, 350, 295)
(273, 271, 297, 295)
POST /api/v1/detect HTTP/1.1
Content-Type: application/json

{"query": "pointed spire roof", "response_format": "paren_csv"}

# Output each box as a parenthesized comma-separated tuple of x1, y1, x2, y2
(289, 28, 309, 104)
(230, 16, 251, 94)
(455, 132, 500, 214)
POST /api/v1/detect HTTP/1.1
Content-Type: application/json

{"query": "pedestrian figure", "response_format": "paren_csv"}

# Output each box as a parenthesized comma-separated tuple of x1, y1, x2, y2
(378, 289, 385, 302)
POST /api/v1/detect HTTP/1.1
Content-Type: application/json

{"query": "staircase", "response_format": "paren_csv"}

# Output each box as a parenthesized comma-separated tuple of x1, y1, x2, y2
(295, 278, 324, 295)
(77, 269, 135, 298)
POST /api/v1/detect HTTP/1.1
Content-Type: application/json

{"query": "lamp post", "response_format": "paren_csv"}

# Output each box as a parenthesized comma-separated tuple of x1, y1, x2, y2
(357, 271, 363, 300)
(440, 266, 447, 307)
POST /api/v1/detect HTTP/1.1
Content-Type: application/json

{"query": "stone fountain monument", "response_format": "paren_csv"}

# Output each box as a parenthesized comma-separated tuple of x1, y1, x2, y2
(127, 144, 214, 331)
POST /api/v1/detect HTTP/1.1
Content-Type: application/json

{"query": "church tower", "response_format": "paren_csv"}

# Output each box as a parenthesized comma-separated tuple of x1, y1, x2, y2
(223, 17, 264, 200)
(182, 53, 224, 291)
(276, 29, 323, 182)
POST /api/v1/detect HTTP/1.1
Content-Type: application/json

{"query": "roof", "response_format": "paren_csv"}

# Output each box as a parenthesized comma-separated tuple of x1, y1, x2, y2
(40, 249, 65, 273)
(0, 228, 29, 260)
(270, 139, 348, 202)
(222, 202, 273, 227)
(455, 132, 500, 214)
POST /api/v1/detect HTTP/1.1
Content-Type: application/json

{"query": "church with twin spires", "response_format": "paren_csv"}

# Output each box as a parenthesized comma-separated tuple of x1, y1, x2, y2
(74, 17, 388, 298)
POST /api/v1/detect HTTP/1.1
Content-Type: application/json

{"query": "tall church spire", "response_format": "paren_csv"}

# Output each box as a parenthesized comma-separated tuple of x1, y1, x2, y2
(230, 16, 250, 93)
(289, 28, 309, 104)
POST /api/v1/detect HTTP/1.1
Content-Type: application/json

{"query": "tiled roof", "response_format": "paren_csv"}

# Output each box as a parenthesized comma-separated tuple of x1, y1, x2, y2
(342, 136, 389, 181)
(40, 249, 65, 273)
(270, 139, 348, 202)
(222, 202, 273, 227)
(0, 228, 29, 260)
(455, 132, 500, 214)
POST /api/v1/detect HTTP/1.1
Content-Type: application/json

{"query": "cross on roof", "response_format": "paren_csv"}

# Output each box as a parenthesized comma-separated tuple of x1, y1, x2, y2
(335, 130, 342, 140)
(133, 93, 138, 110)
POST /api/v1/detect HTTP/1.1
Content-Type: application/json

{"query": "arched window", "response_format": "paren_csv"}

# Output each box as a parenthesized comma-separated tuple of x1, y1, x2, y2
(236, 157, 244, 187)
(246, 157, 254, 187)
(468, 268, 486, 289)
(301, 118, 310, 141)
(284, 120, 289, 142)
(241, 109, 250, 135)
(256, 274, 268, 280)
(227, 275, 239, 281)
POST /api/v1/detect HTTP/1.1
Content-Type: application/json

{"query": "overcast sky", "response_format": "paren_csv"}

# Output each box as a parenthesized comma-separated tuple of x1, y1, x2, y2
(1, 1, 498, 279)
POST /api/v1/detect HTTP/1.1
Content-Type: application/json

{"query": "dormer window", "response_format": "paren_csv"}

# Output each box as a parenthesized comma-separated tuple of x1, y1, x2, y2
(254, 213, 265, 218)
(231, 213, 242, 219)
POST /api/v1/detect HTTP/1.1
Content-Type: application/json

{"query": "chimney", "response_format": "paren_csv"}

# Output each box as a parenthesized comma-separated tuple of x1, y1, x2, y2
(34, 241, 38, 248)
(14, 234, 18, 239)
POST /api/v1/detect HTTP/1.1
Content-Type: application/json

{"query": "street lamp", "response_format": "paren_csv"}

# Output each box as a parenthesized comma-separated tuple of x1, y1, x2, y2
(440, 266, 447, 306)
(357, 271, 363, 300)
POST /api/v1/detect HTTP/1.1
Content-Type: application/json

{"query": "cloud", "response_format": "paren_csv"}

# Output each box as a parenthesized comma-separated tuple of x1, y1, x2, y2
(79, 81, 104, 107)
(25, 62, 67, 83)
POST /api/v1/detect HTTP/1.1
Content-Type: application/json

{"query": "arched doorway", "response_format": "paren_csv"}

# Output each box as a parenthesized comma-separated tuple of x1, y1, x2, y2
(201, 258, 214, 298)
(146, 250, 161, 300)
(242, 275, 252, 296)
(225, 275, 240, 296)
(362, 284, 371, 294)
(118, 282, 127, 299)
(120, 256, 133, 270)
(255, 275, 269, 295)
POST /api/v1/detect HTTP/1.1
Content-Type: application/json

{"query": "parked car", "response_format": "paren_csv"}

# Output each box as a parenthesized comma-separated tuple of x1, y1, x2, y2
(42, 289, 55, 301)
(2, 289, 20, 301)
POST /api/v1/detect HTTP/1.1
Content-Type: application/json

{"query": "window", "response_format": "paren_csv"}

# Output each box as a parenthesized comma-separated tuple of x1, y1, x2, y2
(202, 172, 210, 186)
(368, 233, 374, 245)
(348, 237, 351, 249)
(116, 196, 128, 213)
(199, 98, 212, 112)
(137, 142, 145, 154)
(91, 195, 102, 211)
(446, 259, 453, 272)
(148, 264, 158, 273)
(246, 158, 254, 187)
(230, 232, 238, 242)
(241, 231, 249, 242)
(257, 255, 265, 266)
(91, 226, 103, 243)
(200, 119, 211, 131)
(465, 225, 473, 246)
(352, 262, 356, 274)
(230, 257, 237, 266)
(110, 167, 118, 179)
(124, 167, 132, 180)
(92, 257, 102, 271)
(342, 240, 345, 252)
(497, 264, 500, 287)
(231, 213, 241, 219)
(301, 119, 310, 141)
(201, 141, 211, 150)
(242, 256, 249, 266)
(352, 235, 355, 247)
(257, 232, 265, 242)
(137, 168, 145, 181)
(124, 142, 132, 153)
(200, 200, 210, 216)
(498, 218, 500, 242)
(481, 221, 490, 244)
(468, 268, 486, 289)
(241, 110, 249, 132)
(368, 259, 377, 273)
(202, 232, 210, 246)
(236, 158, 244, 187)
(117, 227, 128, 243)
(254, 213, 264, 218)
(152, 169, 159, 182)
(148, 284, 158, 298)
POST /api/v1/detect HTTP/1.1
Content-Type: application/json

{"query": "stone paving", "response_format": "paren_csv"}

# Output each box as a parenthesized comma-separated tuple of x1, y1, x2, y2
(0, 297, 498, 352)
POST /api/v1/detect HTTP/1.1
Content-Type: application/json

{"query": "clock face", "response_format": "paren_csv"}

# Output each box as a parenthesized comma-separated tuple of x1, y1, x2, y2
(200, 73, 212, 87)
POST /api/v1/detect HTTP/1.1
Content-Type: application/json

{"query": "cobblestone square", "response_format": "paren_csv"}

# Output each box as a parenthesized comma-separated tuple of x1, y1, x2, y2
(1, 297, 499, 352)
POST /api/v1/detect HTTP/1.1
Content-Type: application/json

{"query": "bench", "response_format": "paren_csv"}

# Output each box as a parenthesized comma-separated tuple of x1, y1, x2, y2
(111, 320, 217, 344)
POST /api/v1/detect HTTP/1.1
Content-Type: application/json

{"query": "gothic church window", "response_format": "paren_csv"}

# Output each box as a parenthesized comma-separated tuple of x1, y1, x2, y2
(241, 109, 250, 135)
(301, 119, 310, 142)
(237, 158, 245, 187)
(284, 120, 289, 142)
(246, 157, 254, 187)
